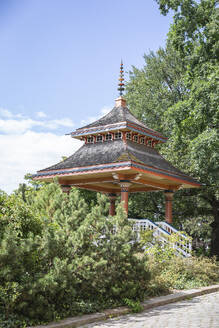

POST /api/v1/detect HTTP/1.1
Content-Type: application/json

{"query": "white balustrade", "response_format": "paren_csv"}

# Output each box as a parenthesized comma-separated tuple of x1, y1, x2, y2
(128, 218, 192, 257)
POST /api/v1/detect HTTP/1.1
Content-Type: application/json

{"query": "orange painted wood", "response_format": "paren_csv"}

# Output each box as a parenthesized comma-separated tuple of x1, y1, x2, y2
(129, 187, 156, 192)
(121, 190, 129, 214)
(164, 191, 174, 224)
(74, 184, 117, 194)
(132, 178, 170, 190)
(59, 176, 115, 185)
(109, 194, 117, 216)
(130, 162, 200, 187)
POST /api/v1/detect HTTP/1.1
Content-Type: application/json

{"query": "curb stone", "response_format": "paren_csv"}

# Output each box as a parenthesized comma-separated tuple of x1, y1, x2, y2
(29, 284, 219, 328)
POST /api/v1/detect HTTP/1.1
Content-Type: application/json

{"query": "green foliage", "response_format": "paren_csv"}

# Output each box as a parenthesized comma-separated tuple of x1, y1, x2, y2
(0, 183, 218, 327)
(123, 298, 143, 313)
(0, 192, 43, 239)
(126, 0, 219, 257)
(128, 192, 165, 221)
(140, 229, 154, 246)
(141, 230, 192, 260)
(1, 2, 218, 326)
(148, 254, 219, 292)
(77, 189, 98, 211)
(139, 230, 217, 294)
(155, 0, 218, 64)
(143, 234, 219, 294)
(126, 46, 186, 135)
(0, 183, 150, 326)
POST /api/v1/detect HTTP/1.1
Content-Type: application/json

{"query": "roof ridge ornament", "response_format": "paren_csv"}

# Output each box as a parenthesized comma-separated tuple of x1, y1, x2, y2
(115, 60, 126, 107)
(118, 60, 125, 96)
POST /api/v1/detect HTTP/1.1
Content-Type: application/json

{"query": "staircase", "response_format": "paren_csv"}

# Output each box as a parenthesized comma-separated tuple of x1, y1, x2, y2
(129, 218, 192, 257)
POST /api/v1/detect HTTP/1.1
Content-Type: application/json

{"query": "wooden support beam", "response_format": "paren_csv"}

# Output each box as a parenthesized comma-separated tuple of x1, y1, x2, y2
(59, 174, 140, 187)
(129, 187, 157, 192)
(112, 174, 179, 191)
(99, 182, 121, 189)
(113, 173, 138, 181)
(130, 178, 171, 190)
(59, 176, 115, 185)
(74, 184, 118, 194)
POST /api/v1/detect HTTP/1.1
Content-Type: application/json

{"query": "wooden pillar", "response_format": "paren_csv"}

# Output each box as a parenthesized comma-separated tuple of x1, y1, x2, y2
(108, 193, 117, 216)
(61, 185, 71, 194)
(120, 182, 131, 215)
(164, 190, 174, 224)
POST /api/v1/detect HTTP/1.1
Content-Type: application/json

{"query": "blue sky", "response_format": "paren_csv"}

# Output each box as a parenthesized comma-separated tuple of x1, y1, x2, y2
(0, 0, 172, 193)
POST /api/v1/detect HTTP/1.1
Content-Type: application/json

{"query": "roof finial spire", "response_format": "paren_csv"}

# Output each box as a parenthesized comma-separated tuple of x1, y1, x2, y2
(118, 60, 125, 96)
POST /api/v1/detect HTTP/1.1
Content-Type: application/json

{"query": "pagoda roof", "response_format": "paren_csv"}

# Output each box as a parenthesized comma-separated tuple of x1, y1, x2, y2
(70, 104, 167, 143)
(33, 66, 200, 194)
(80, 105, 151, 130)
(35, 139, 199, 187)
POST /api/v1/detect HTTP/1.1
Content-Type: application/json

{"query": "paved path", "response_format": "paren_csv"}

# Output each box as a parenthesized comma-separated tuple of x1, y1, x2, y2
(81, 291, 219, 328)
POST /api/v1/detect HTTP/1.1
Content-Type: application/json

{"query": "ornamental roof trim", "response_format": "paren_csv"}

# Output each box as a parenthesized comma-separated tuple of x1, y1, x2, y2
(33, 162, 132, 178)
(70, 120, 167, 142)
(69, 105, 167, 142)
(33, 139, 200, 186)
(70, 122, 127, 136)
(33, 160, 200, 187)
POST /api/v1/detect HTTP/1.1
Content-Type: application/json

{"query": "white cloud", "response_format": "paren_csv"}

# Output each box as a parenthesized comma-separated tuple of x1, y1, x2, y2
(0, 108, 13, 118)
(36, 111, 47, 118)
(0, 109, 74, 135)
(0, 118, 39, 134)
(45, 118, 75, 129)
(0, 131, 82, 194)
(0, 105, 114, 193)
(0, 107, 79, 193)
(80, 105, 112, 126)
(0, 107, 24, 119)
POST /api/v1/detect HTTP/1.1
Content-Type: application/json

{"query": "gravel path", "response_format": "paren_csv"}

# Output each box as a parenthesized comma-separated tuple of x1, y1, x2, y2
(81, 291, 219, 328)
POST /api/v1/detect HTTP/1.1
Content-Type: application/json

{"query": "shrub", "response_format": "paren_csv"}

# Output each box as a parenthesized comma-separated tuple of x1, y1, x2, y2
(123, 298, 143, 313)
(142, 230, 219, 294)
(0, 184, 150, 325)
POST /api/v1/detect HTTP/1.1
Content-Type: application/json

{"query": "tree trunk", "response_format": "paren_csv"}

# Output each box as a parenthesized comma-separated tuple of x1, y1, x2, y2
(210, 202, 219, 259)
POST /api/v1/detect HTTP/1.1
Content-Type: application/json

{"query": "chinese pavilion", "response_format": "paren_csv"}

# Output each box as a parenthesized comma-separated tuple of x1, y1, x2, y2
(33, 62, 200, 223)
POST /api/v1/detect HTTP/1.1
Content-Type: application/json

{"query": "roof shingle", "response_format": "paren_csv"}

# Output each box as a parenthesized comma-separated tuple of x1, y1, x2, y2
(38, 139, 197, 184)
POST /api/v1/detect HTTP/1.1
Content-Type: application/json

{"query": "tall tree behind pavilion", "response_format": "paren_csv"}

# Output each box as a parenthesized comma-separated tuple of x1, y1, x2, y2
(126, 0, 219, 257)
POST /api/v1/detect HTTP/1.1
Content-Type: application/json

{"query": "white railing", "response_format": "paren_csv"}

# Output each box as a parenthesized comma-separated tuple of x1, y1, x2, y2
(156, 221, 192, 256)
(156, 221, 178, 234)
(130, 218, 169, 239)
(156, 221, 192, 255)
(128, 218, 192, 257)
